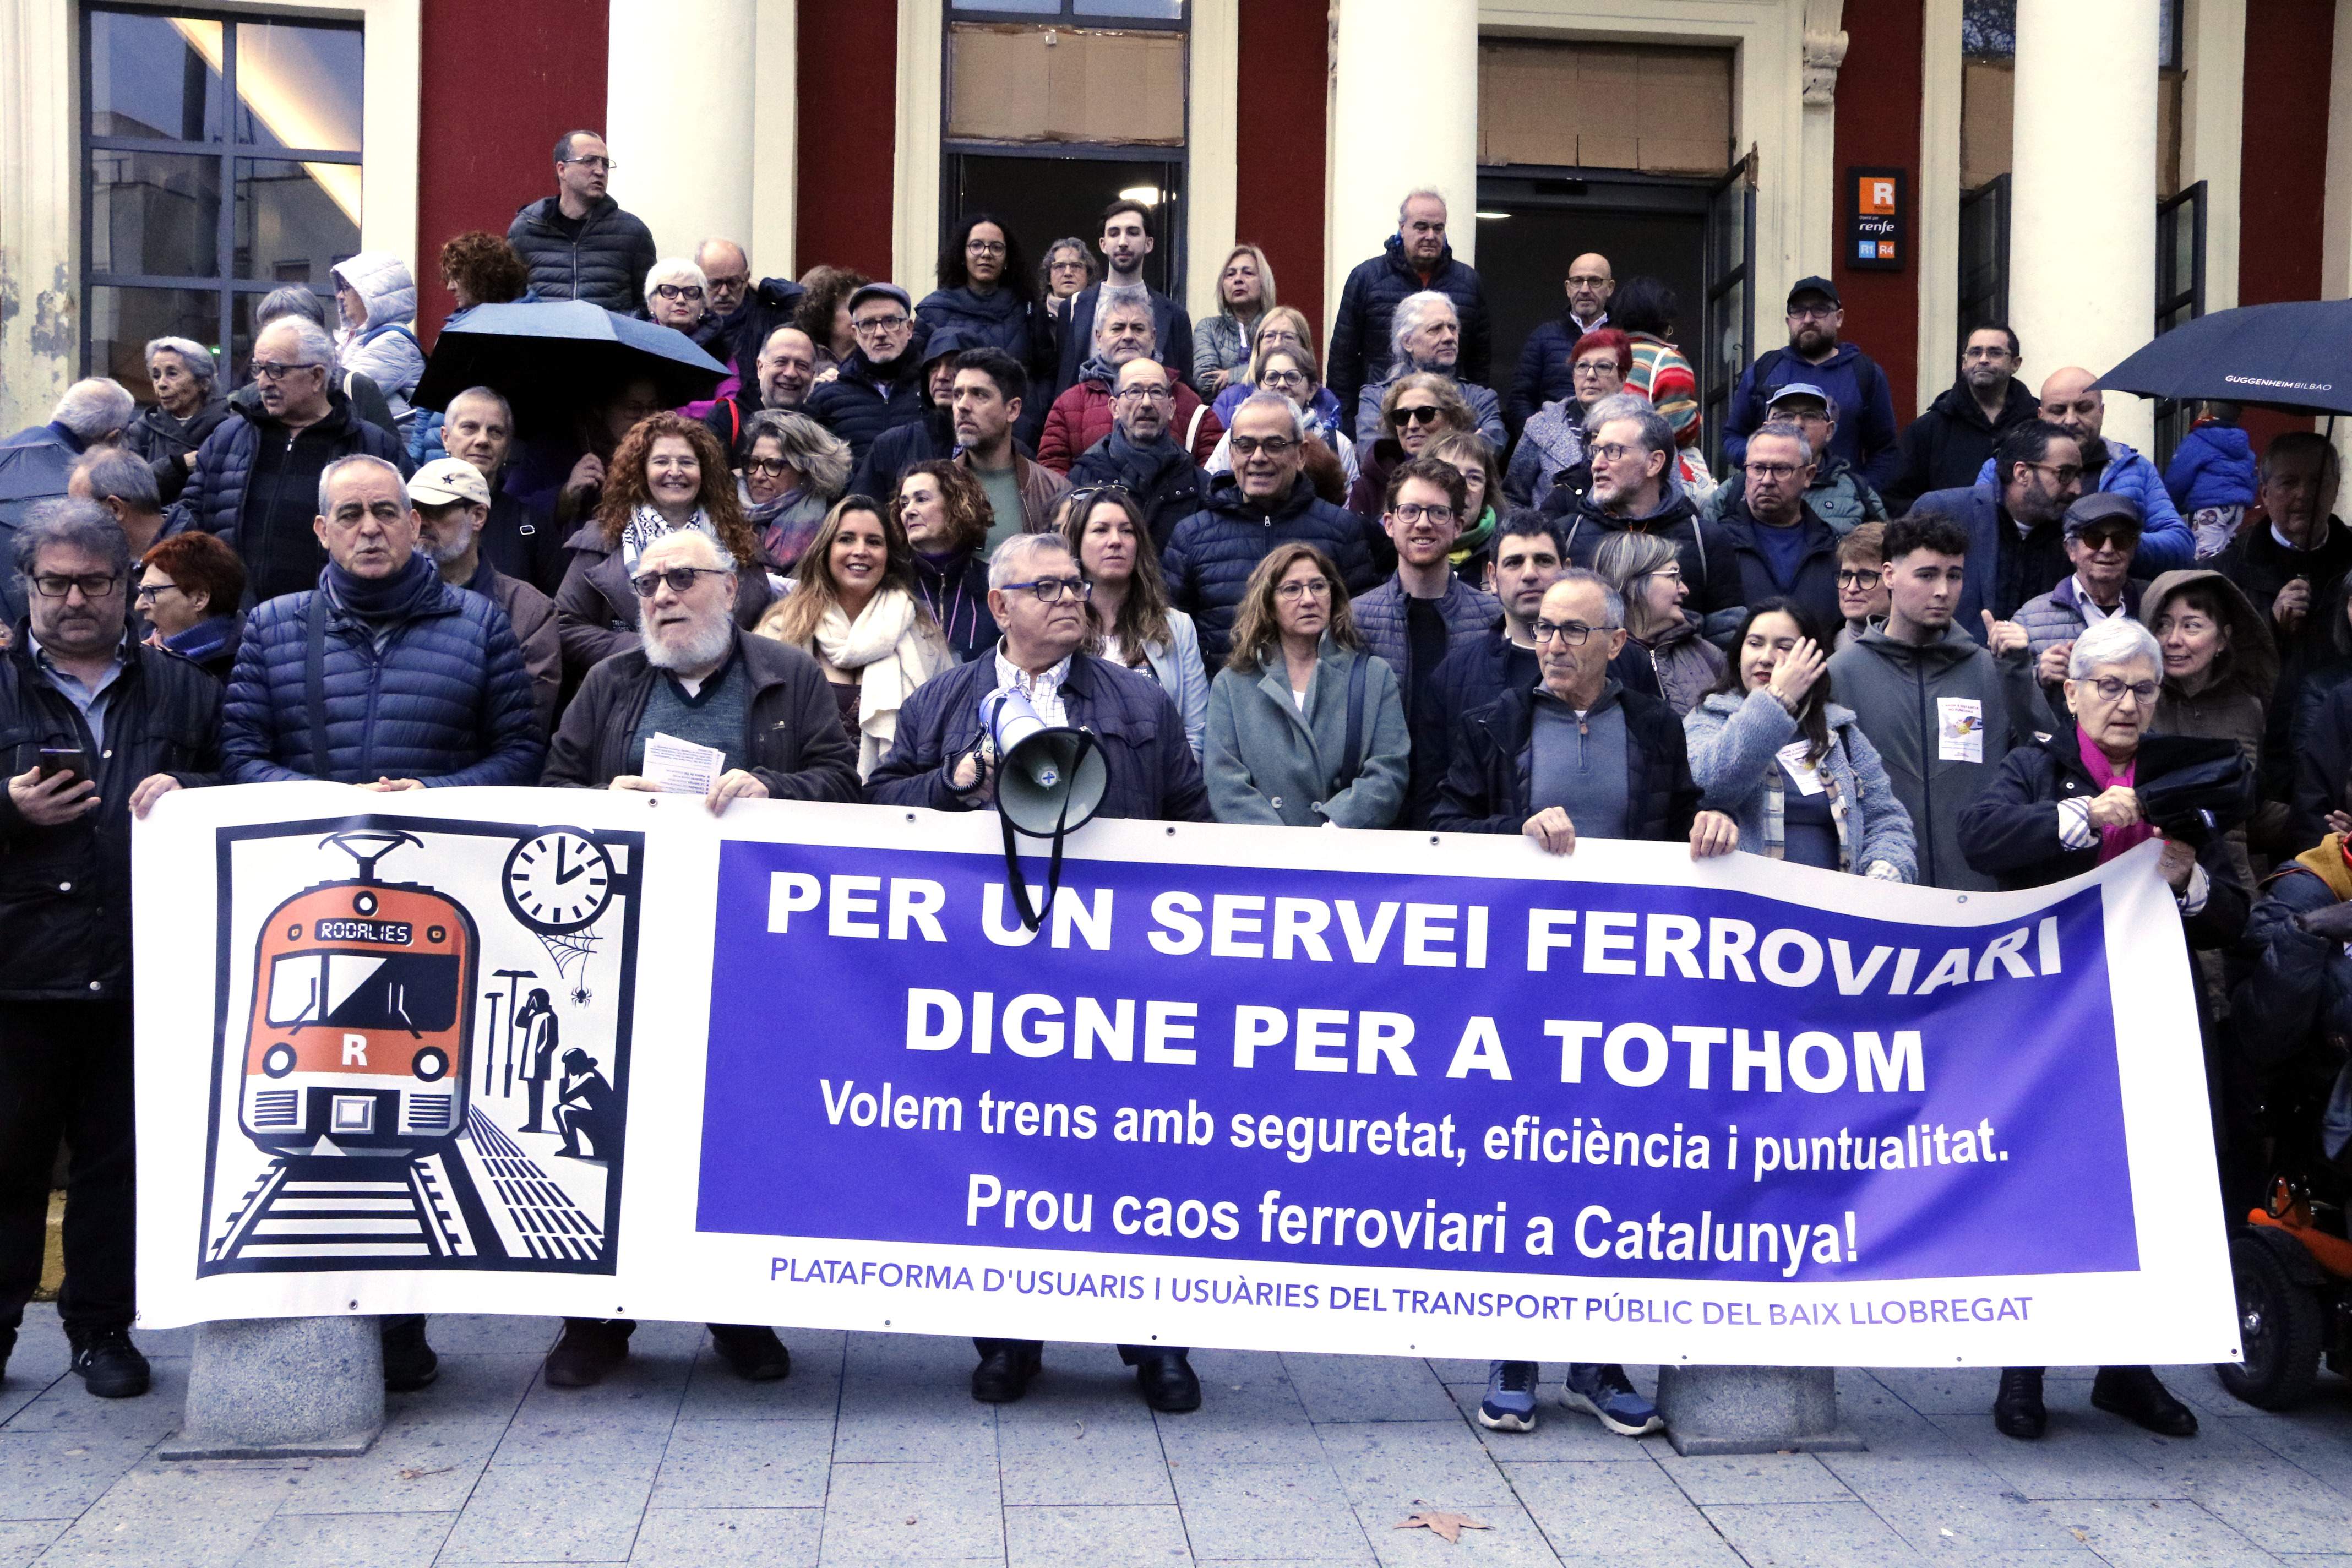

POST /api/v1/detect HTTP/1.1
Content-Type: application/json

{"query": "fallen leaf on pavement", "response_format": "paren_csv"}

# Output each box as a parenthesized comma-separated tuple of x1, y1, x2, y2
(397, 1467, 454, 1481)
(1395, 1511, 1492, 1544)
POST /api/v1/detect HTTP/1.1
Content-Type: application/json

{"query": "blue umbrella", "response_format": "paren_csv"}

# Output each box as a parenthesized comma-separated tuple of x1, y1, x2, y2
(2100, 300, 2352, 417)
(412, 300, 730, 434)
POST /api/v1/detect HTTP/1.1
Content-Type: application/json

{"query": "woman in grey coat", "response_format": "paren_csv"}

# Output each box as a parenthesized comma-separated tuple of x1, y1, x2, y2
(1205, 541, 1409, 828)
(1683, 598, 1917, 880)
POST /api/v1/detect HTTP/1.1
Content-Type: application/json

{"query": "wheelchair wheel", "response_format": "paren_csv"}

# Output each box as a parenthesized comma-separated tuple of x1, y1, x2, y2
(2218, 1232, 2326, 1410)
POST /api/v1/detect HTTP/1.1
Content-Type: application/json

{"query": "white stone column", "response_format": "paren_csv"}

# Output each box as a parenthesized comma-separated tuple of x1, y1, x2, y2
(2324, 0, 2352, 475)
(2009, 0, 2160, 451)
(1796, 1, 1848, 281)
(1324, 0, 1478, 340)
(749, 0, 797, 278)
(0, 0, 77, 433)
(1915, 0, 1964, 415)
(2181, 0, 2245, 313)
(605, 0, 760, 266)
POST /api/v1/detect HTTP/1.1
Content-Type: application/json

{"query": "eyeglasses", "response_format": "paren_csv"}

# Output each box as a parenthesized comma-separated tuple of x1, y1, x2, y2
(133, 581, 181, 603)
(965, 240, 1007, 257)
(652, 283, 705, 302)
(1567, 274, 1611, 289)
(1744, 461, 1806, 480)
(2084, 676, 2159, 705)
(745, 457, 792, 478)
(1004, 576, 1092, 603)
(1115, 384, 1173, 402)
(851, 313, 910, 336)
(1835, 568, 1883, 588)
(1788, 305, 1838, 322)
(1230, 436, 1298, 457)
(1571, 360, 1619, 378)
(1531, 620, 1597, 645)
(563, 155, 616, 170)
(628, 567, 732, 598)
(1391, 503, 1456, 525)
(1275, 578, 1333, 601)
(1589, 442, 1639, 464)
(2021, 460, 2085, 486)
(1257, 369, 1306, 389)
(31, 572, 121, 600)
(1049, 259, 1088, 273)
(1637, 564, 1685, 583)
(1393, 405, 1445, 427)
(704, 274, 748, 292)
(250, 360, 319, 381)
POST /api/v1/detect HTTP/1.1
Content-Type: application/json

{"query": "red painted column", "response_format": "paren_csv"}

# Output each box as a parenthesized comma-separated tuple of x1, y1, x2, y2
(1831, 0, 1924, 418)
(795, 0, 900, 280)
(414, 0, 611, 339)
(1234, 0, 1328, 339)
(2237, 0, 2335, 448)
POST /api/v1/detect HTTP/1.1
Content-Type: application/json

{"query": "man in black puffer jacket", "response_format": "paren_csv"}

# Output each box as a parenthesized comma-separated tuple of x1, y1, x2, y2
(1326, 191, 1492, 426)
(505, 132, 659, 315)
(805, 284, 928, 468)
(1162, 395, 1376, 670)
(178, 318, 409, 606)
(0, 500, 221, 1403)
(1882, 326, 2039, 514)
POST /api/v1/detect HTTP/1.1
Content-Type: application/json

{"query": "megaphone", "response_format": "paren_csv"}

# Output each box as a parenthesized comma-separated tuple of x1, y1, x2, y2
(981, 685, 1108, 930)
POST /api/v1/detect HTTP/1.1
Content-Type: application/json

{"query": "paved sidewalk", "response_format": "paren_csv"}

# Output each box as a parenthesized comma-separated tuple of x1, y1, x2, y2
(4, 1305, 2352, 1566)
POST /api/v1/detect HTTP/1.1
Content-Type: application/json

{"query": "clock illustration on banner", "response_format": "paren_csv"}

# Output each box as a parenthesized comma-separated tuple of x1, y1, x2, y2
(503, 828, 616, 934)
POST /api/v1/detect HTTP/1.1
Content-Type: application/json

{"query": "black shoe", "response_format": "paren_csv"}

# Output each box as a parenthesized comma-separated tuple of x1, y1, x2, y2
(68, 1329, 150, 1400)
(381, 1315, 439, 1392)
(971, 1344, 1039, 1403)
(0, 1324, 15, 1385)
(544, 1317, 632, 1388)
(2092, 1365, 2198, 1437)
(707, 1324, 790, 1382)
(1992, 1366, 2046, 1440)
(1134, 1351, 1201, 1413)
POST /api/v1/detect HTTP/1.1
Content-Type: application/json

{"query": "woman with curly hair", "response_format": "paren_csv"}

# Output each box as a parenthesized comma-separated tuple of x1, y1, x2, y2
(1057, 486, 1207, 756)
(1203, 542, 1408, 827)
(411, 232, 534, 464)
(895, 460, 998, 662)
(556, 411, 777, 676)
(918, 214, 1056, 390)
(758, 496, 951, 775)
(795, 265, 870, 375)
(1343, 371, 1475, 524)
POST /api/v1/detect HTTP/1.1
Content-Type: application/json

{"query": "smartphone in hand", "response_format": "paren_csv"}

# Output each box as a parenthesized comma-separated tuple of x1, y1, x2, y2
(37, 746, 85, 783)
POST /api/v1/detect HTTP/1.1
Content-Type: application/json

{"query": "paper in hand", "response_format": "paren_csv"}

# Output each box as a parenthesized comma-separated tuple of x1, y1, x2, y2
(643, 732, 725, 796)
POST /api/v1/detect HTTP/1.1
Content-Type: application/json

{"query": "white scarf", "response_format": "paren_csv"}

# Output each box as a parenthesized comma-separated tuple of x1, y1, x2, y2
(813, 588, 943, 777)
(620, 503, 718, 574)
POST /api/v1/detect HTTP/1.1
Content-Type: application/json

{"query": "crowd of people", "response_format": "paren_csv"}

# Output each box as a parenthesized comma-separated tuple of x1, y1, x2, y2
(2, 128, 2344, 1447)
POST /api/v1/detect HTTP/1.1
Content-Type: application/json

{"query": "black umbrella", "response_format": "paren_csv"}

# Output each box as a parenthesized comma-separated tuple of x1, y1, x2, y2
(2100, 300, 2352, 417)
(412, 301, 730, 435)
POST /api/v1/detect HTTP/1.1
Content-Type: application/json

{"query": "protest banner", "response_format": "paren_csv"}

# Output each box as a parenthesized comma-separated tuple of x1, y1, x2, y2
(133, 782, 2239, 1368)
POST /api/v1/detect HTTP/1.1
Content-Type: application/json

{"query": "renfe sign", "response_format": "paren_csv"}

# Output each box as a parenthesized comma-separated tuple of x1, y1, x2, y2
(1848, 166, 1905, 271)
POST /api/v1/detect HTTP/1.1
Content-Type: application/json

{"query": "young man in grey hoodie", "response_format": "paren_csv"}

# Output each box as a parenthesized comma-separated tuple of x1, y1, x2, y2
(1825, 513, 2054, 890)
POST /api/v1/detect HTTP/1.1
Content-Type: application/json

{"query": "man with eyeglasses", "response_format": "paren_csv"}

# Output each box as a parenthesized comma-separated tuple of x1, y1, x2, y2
(1049, 199, 1195, 404)
(1355, 456, 1499, 730)
(690, 238, 808, 403)
(704, 326, 822, 459)
(805, 283, 929, 468)
(1066, 360, 1210, 548)
(1559, 395, 1740, 624)
(1884, 324, 2038, 514)
(540, 526, 853, 1391)
(506, 130, 657, 314)
(1702, 383, 1888, 537)
(179, 317, 407, 607)
(2015, 493, 2146, 692)
(0, 499, 221, 1404)
(1963, 367, 2191, 571)
(1912, 418, 2084, 634)
(1507, 252, 1615, 428)
(2216, 432, 2352, 666)
(1721, 277, 1901, 491)
(1714, 422, 1843, 635)
(1327, 189, 1493, 432)
(866, 531, 1206, 1409)
(1826, 514, 2053, 892)
(849, 327, 978, 505)
(1164, 394, 1378, 669)
(1040, 297, 1222, 473)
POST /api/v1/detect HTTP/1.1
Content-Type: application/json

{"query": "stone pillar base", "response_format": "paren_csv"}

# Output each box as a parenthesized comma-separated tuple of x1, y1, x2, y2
(159, 1316, 385, 1460)
(1656, 1364, 1866, 1457)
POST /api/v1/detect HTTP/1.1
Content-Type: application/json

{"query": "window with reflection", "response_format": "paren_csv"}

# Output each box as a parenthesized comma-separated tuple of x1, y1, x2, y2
(83, 7, 363, 390)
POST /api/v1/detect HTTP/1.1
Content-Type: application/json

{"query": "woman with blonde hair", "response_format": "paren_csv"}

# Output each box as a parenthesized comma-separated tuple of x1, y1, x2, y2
(1059, 487, 1208, 756)
(1425, 429, 1503, 578)
(1210, 307, 1341, 431)
(557, 410, 776, 675)
(1592, 527, 1723, 716)
(1193, 243, 1276, 399)
(759, 496, 951, 775)
(1344, 372, 1475, 521)
(738, 411, 850, 571)
(1205, 542, 1408, 827)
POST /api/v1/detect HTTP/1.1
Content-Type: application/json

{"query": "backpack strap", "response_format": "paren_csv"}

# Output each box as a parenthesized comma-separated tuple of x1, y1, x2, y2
(304, 589, 332, 782)
(1184, 402, 1207, 455)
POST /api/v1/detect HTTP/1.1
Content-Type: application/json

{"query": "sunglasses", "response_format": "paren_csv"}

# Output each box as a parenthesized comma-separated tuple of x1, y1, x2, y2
(1394, 406, 1445, 427)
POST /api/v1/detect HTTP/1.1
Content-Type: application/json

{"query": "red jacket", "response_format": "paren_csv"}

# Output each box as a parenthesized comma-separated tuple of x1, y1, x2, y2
(1038, 376, 1223, 472)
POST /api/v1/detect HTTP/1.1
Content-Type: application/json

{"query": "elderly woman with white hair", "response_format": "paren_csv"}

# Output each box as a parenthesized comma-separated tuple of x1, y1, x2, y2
(641, 258, 736, 417)
(1957, 612, 2248, 1448)
(124, 337, 230, 502)
(1351, 291, 1505, 448)
(736, 411, 851, 571)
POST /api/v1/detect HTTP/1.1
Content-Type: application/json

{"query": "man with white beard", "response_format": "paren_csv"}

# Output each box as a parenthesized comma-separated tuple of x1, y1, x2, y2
(538, 527, 856, 1389)
(410, 458, 560, 734)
